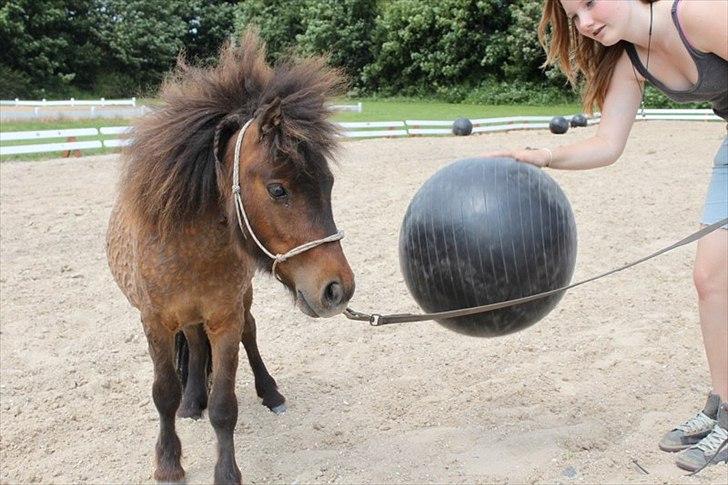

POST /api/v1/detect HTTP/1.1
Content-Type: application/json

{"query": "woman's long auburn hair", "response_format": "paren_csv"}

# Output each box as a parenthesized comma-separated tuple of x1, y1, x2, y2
(538, 0, 657, 113)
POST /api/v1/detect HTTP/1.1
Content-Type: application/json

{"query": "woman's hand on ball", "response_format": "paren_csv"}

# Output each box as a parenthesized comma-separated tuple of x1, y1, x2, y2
(481, 149, 550, 168)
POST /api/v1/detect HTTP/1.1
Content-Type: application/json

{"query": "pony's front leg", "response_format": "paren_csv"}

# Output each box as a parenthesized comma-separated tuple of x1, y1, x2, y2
(206, 316, 243, 485)
(241, 288, 286, 414)
(142, 314, 184, 482)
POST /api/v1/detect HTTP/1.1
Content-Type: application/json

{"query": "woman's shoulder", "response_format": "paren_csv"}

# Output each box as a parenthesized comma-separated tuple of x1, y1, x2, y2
(677, 0, 728, 57)
(616, 46, 645, 83)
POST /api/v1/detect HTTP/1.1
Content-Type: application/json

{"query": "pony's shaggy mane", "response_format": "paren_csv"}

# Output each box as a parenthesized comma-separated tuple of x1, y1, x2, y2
(118, 30, 346, 238)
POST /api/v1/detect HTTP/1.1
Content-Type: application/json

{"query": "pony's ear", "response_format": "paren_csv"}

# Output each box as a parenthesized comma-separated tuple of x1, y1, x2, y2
(257, 97, 283, 138)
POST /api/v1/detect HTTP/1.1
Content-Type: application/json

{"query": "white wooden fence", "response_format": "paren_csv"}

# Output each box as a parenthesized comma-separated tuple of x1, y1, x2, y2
(0, 127, 132, 156)
(0, 128, 103, 156)
(634, 108, 719, 121)
(329, 102, 363, 113)
(0, 109, 721, 157)
(3, 98, 362, 112)
(0, 97, 137, 107)
(338, 121, 408, 138)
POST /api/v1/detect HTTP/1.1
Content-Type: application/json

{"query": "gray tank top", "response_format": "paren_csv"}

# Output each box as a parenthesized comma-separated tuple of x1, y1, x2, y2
(624, 0, 728, 121)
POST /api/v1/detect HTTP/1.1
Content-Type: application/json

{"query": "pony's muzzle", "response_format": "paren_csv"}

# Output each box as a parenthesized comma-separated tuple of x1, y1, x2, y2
(286, 241, 355, 318)
(312, 280, 352, 317)
(320, 278, 355, 314)
(294, 274, 354, 318)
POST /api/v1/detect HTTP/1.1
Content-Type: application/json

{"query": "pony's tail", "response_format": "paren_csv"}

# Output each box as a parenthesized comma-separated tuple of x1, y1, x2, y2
(174, 330, 213, 388)
(175, 331, 190, 386)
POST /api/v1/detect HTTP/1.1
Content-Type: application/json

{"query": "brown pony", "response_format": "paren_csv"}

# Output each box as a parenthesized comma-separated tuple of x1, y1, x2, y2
(106, 31, 355, 484)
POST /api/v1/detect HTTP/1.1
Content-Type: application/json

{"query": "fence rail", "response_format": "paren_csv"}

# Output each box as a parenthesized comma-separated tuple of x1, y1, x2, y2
(0, 109, 721, 158)
(329, 102, 362, 113)
(0, 97, 137, 107)
(0, 128, 100, 142)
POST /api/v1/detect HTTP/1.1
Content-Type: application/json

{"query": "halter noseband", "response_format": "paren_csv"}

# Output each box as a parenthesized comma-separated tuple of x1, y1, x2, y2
(230, 118, 345, 279)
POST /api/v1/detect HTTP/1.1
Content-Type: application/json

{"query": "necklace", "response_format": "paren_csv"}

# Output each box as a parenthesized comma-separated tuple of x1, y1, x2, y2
(631, 1, 654, 117)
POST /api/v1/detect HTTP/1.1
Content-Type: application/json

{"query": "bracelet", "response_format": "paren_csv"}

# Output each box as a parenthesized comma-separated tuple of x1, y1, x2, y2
(541, 147, 553, 167)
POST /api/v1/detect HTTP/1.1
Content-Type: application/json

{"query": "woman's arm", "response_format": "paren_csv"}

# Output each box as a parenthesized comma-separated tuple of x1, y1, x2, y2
(485, 51, 643, 170)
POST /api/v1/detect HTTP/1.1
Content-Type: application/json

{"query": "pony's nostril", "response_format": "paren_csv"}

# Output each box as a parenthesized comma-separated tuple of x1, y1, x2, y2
(323, 281, 343, 307)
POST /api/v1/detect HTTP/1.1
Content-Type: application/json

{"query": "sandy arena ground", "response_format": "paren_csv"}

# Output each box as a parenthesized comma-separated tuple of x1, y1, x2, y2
(1, 121, 727, 484)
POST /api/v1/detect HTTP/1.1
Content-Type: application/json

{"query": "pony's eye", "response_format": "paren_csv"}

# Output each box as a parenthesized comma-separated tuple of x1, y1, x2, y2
(267, 183, 287, 199)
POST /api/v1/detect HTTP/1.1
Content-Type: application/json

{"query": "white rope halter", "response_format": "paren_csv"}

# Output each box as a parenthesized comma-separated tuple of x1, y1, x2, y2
(231, 118, 344, 279)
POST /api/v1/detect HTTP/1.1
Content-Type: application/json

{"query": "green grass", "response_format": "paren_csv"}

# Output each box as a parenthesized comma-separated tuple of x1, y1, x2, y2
(1, 98, 582, 161)
(0, 118, 133, 132)
(331, 98, 582, 122)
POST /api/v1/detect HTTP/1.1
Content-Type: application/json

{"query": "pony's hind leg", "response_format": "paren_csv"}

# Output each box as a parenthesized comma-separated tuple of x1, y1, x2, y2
(142, 314, 185, 482)
(207, 317, 244, 485)
(177, 323, 210, 419)
(241, 289, 286, 414)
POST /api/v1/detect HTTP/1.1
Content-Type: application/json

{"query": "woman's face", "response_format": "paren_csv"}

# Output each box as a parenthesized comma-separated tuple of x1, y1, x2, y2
(560, 0, 631, 46)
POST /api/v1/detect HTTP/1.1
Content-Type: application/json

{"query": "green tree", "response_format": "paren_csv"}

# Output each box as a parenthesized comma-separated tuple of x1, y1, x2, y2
(182, 0, 237, 66)
(99, 0, 188, 94)
(0, 0, 105, 97)
(361, 0, 510, 95)
(296, 0, 377, 88)
(233, 0, 308, 63)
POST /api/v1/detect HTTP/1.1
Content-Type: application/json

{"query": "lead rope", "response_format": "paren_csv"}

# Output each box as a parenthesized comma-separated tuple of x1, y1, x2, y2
(230, 119, 344, 279)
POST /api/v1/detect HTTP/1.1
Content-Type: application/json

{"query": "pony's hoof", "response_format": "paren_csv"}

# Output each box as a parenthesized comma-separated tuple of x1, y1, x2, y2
(214, 463, 242, 485)
(157, 480, 187, 485)
(261, 388, 286, 414)
(270, 403, 287, 415)
(154, 464, 185, 483)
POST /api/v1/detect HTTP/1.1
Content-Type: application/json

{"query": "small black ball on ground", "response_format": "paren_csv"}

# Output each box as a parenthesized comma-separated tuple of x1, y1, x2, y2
(570, 114, 588, 127)
(549, 116, 569, 134)
(452, 117, 473, 136)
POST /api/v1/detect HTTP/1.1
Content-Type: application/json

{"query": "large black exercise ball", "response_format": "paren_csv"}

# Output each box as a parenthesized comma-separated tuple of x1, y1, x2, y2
(549, 116, 569, 134)
(399, 157, 577, 337)
(452, 117, 473, 136)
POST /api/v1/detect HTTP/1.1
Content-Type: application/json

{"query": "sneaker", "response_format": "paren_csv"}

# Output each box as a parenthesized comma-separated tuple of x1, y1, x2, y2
(675, 402, 728, 473)
(659, 392, 721, 452)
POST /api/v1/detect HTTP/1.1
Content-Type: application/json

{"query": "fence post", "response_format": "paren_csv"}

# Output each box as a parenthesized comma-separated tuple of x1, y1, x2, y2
(131, 97, 136, 107)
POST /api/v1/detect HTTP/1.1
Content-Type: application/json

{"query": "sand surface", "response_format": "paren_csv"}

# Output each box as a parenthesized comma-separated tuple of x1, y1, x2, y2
(1, 121, 727, 484)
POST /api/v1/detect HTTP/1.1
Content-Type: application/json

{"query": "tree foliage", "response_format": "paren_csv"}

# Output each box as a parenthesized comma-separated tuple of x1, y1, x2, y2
(233, 0, 308, 63)
(0, 0, 237, 98)
(295, 0, 377, 88)
(0, 0, 105, 96)
(0, 0, 584, 102)
(362, 0, 511, 95)
(100, 1, 188, 94)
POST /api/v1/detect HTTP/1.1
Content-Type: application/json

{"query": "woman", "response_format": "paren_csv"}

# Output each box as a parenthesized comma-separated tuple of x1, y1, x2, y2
(489, 0, 727, 471)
